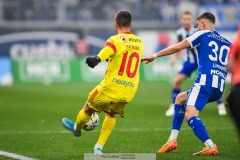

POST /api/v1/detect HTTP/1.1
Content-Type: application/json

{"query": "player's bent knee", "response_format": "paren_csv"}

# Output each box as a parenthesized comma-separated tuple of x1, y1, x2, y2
(83, 103, 96, 116)
(175, 92, 187, 105)
(106, 112, 116, 118)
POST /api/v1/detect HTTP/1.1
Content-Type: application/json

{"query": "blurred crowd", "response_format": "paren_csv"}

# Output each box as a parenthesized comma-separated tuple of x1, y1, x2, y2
(2, 0, 58, 20)
(2, 0, 240, 22)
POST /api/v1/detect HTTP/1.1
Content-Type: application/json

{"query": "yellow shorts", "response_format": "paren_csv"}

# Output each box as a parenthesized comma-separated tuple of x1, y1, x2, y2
(87, 87, 127, 117)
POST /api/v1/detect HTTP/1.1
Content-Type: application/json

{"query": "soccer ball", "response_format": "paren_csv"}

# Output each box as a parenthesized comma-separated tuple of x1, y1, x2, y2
(83, 112, 99, 131)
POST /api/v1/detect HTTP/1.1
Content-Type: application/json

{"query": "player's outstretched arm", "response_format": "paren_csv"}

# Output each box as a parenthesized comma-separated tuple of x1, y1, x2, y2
(141, 39, 190, 64)
(86, 46, 114, 68)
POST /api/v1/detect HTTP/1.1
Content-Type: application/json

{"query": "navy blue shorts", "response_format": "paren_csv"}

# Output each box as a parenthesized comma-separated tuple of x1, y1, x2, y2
(178, 61, 198, 77)
(186, 83, 223, 111)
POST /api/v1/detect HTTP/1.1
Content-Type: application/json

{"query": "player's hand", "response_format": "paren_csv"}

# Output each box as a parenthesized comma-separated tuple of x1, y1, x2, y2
(141, 55, 155, 64)
(170, 56, 177, 66)
(86, 56, 101, 68)
(225, 90, 231, 107)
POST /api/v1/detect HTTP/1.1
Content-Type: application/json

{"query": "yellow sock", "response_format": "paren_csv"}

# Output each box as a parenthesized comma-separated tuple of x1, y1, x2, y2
(97, 116, 116, 147)
(75, 109, 91, 131)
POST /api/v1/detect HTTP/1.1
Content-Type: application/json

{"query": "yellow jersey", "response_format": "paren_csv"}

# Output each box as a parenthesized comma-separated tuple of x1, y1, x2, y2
(97, 32, 144, 102)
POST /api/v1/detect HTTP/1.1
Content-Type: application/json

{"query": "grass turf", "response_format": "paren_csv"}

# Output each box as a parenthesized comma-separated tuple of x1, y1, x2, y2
(0, 82, 239, 160)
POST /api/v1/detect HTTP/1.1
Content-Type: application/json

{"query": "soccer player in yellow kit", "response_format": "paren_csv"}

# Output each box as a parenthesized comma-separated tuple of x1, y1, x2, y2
(62, 10, 144, 155)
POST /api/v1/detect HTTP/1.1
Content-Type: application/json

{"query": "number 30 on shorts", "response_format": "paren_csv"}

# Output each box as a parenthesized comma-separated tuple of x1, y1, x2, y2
(118, 51, 140, 78)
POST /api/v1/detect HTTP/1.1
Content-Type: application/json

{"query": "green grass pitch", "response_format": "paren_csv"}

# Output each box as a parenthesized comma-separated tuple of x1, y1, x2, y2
(0, 82, 239, 160)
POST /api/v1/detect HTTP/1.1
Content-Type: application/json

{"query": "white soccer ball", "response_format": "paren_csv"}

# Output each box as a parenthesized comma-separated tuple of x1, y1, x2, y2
(83, 112, 99, 131)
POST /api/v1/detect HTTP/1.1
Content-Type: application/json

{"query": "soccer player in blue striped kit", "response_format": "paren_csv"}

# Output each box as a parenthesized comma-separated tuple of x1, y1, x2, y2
(166, 11, 227, 116)
(142, 12, 231, 155)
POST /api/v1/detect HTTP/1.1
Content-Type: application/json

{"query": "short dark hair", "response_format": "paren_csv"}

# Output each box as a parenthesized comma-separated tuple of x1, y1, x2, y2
(115, 10, 132, 27)
(197, 12, 216, 24)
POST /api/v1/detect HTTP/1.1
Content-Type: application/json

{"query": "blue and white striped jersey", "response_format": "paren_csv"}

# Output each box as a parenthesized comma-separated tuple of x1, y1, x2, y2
(186, 30, 231, 92)
(177, 26, 198, 64)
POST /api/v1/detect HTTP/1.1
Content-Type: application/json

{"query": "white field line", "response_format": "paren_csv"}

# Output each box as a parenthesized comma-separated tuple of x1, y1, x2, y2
(0, 150, 37, 160)
(0, 126, 235, 135)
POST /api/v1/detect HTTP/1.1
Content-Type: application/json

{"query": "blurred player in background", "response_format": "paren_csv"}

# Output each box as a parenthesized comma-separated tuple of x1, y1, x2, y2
(166, 11, 227, 116)
(142, 12, 231, 155)
(227, 28, 240, 135)
(62, 10, 144, 155)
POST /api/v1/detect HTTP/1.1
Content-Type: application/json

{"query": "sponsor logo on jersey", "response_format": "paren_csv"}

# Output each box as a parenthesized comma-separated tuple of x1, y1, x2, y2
(128, 38, 142, 43)
(112, 78, 135, 87)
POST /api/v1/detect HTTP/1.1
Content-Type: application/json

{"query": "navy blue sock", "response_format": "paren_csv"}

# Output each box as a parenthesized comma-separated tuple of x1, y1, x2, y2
(172, 104, 185, 131)
(188, 116, 210, 143)
(171, 89, 181, 103)
(216, 97, 223, 104)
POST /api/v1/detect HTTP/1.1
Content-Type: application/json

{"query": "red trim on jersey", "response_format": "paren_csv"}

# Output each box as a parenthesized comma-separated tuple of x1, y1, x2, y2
(105, 42, 117, 52)
(89, 90, 98, 102)
(121, 32, 132, 34)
